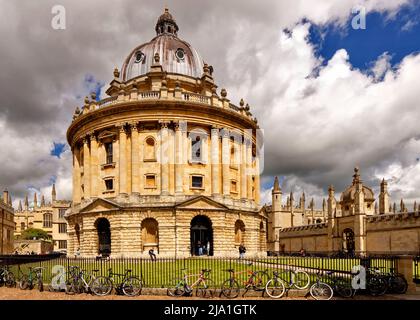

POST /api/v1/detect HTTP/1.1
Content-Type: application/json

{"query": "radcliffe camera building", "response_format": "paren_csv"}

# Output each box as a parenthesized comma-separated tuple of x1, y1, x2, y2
(66, 9, 266, 257)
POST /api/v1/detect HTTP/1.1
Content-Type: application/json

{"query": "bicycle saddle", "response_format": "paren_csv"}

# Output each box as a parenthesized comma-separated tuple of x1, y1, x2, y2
(223, 269, 235, 273)
(202, 269, 211, 273)
(126, 269, 132, 273)
(92, 269, 99, 273)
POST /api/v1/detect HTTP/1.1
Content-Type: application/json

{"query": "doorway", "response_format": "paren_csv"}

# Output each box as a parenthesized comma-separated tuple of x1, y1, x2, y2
(190, 215, 213, 256)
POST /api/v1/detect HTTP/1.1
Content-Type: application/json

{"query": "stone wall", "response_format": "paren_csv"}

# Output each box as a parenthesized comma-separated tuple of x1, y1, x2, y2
(277, 223, 328, 253)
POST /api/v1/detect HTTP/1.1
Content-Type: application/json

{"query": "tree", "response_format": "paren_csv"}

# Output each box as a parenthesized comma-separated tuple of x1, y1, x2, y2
(20, 228, 51, 240)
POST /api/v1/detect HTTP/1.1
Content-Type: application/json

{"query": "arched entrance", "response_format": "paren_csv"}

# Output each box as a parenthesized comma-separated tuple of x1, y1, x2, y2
(95, 218, 111, 256)
(141, 218, 159, 253)
(342, 228, 355, 254)
(190, 215, 213, 256)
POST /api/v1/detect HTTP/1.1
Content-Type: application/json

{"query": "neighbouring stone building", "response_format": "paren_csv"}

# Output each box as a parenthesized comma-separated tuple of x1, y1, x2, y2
(0, 190, 14, 254)
(65, 9, 266, 258)
(266, 168, 420, 255)
(14, 185, 71, 253)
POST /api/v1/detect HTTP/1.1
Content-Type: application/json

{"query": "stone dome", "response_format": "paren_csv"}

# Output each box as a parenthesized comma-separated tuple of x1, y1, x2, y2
(121, 8, 205, 81)
(340, 168, 375, 202)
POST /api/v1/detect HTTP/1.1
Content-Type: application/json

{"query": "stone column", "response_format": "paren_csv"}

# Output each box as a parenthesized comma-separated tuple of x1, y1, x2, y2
(131, 123, 140, 195)
(73, 145, 81, 204)
(255, 155, 261, 205)
(83, 135, 91, 199)
(211, 127, 220, 196)
(246, 138, 253, 200)
(126, 128, 132, 195)
(175, 121, 185, 194)
(118, 124, 128, 195)
(221, 129, 230, 196)
(90, 134, 99, 198)
(240, 137, 247, 200)
(397, 256, 417, 294)
(160, 121, 170, 195)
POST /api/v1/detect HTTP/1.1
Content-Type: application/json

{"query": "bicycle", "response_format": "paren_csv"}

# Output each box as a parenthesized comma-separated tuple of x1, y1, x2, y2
(0, 265, 16, 288)
(65, 268, 109, 296)
(379, 267, 407, 294)
(221, 265, 269, 299)
(367, 267, 388, 296)
(265, 271, 286, 299)
(19, 266, 45, 292)
(325, 271, 354, 298)
(168, 268, 215, 298)
(277, 266, 310, 290)
(309, 269, 334, 300)
(93, 268, 143, 297)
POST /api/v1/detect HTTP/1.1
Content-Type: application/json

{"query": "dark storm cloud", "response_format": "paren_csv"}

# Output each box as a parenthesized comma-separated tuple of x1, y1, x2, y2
(0, 0, 416, 206)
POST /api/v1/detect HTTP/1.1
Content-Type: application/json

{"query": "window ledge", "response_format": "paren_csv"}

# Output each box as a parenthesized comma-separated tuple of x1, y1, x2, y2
(101, 163, 116, 169)
(103, 190, 115, 194)
(144, 158, 157, 163)
(144, 186, 157, 190)
(191, 187, 205, 191)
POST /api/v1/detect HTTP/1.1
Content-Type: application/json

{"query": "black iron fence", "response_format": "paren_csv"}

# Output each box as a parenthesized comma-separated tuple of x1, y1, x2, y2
(414, 256, 420, 284)
(1, 254, 401, 289)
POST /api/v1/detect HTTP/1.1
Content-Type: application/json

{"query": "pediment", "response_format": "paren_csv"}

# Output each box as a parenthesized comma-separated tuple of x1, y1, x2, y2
(176, 196, 228, 210)
(79, 198, 121, 213)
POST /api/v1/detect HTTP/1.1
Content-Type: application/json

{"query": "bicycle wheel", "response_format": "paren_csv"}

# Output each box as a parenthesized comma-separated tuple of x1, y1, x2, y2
(254, 271, 270, 291)
(19, 275, 29, 290)
(221, 279, 240, 299)
(334, 279, 354, 298)
(310, 282, 334, 300)
(293, 270, 310, 290)
(196, 279, 216, 299)
(368, 276, 388, 296)
(37, 279, 44, 292)
(265, 278, 286, 299)
(5, 272, 16, 288)
(91, 276, 113, 296)
(389, 275, 408, 294)
(167, 278, 186, 297)
(65, 278, 80, 295)
(122, 276, 142, 297)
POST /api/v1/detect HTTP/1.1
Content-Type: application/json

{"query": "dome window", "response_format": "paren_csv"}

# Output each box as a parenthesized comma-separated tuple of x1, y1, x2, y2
(175, 48, 185, 61)
(135, 51, 145, 63)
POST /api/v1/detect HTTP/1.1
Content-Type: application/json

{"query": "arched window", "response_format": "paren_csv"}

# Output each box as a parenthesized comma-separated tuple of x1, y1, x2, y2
(141, 218, 159, 253)
(189, 129, 208, 164)
(234, 220, 246, 245)
(21, 222, 25, 231)
(43, 213, 52, 228)
(144, 137, 156, 161)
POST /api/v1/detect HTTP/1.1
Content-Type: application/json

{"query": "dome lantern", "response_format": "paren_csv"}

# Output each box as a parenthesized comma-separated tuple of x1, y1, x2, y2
(155, 8, 179, 36)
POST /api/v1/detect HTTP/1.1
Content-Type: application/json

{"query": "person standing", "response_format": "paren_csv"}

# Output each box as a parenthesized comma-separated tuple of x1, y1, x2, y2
(149, 249, 157, 261)
(206, 241, 210, 256)
(75, 247, 81, 259)
(198, 241, 203, 256)
(239, 243, 246, 259)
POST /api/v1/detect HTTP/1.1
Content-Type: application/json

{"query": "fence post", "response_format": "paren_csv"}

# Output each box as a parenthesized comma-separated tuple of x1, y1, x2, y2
(397, 255, 417, 294)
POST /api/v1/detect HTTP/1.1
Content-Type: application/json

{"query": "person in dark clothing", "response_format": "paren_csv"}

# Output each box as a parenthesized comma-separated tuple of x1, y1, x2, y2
(238, 243, 246, 259)
(149, 249, 157, 261)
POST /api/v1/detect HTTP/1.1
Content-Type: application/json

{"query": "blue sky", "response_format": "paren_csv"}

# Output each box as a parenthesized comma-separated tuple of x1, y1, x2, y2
(309, 4, 420, 71)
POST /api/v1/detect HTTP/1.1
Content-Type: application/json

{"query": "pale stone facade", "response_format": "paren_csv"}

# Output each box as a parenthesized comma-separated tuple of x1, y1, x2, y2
(66, 9, 266, 258)
(266, 168, 420, 254)
(14, 185, 71, 252)
(0, 190, 14, 254)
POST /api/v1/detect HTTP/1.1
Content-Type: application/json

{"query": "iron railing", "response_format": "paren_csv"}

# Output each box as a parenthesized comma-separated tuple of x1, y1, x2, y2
(1, 254, 401, 289)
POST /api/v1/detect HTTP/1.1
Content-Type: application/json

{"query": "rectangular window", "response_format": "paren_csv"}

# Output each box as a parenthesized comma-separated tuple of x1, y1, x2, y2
(231, 180, 238, 193)
(59, 209, 66, 219)
(58, 240, 67, 249)
(145, 175, 156, 188)
(43, 213, 52, 228)
(105, 179, 114, 191)
(105, 142, 113, 164)
(59, 223, 67, 234)
(191, 176, 203, 189)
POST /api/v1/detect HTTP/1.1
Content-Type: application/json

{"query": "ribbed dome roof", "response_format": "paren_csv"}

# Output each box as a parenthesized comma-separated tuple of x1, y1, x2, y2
(340, 168, 375, 202)
(121, 8, 205, 81)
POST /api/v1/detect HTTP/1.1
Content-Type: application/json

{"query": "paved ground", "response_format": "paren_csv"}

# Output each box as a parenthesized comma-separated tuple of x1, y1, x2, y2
(0, 287, 417, 300)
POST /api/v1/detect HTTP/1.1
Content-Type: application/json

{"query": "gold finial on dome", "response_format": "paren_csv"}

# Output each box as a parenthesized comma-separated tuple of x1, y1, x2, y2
(353, 167, 361, 184)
